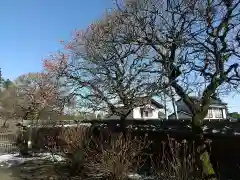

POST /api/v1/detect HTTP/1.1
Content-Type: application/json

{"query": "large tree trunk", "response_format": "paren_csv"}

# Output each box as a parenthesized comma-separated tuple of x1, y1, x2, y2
(16, 129, 29, 157)
(120, 116, 128, 139)
(120, 116, 127, 138)
(192, 115, 216, 179)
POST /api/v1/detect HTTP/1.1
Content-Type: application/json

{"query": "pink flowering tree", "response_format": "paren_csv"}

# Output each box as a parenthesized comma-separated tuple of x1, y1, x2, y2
(12, 72, 66, 121)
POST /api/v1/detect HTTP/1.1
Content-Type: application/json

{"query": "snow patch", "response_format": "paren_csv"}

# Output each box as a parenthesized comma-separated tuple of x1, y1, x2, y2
(212, 129, 220, 133)
(128, 173, 142, 179)
(234, 132, 240, 136)
(0, 153, 65, 168)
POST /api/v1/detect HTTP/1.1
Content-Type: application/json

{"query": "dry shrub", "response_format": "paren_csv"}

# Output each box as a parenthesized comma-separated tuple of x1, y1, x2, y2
(59, 126, 90, 154)
(86, 133, 150, 180)
(151, 137, 203, 180)
(50, 125, 91, 177)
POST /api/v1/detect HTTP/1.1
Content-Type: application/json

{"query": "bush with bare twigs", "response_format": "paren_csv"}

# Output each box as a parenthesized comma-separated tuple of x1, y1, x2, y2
(47, 127, 150, 179)
(46, 125, 92, 178)
(60, 126, 92, 175)
(84, 133, 150, 180)
(151, 137, 203, 180)
(48, 128, 211, 180)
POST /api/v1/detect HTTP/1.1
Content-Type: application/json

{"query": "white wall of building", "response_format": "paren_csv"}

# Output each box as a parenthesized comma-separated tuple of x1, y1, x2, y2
(222, 108, 227, 119)
(133, 107, 141, 119)
(132, 104, 164, 119)
(205, 108, 226, 119)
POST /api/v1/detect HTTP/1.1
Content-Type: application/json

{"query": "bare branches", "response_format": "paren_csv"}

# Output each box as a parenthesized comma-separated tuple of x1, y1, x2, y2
(112, 0, 240, 117)
(42, 0, 240, 127)
(44, 16, 164, 122)
(40, 0, 240, 178)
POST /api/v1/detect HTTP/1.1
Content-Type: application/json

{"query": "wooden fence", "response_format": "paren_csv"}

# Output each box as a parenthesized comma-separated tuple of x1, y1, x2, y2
(0, 132, 18, 153)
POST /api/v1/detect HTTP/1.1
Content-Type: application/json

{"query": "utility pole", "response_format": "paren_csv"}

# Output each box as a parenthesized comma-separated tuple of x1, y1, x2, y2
(170, 87, 178, 120)
(0, 68, 2, 93)
(163, 90, 168, 120)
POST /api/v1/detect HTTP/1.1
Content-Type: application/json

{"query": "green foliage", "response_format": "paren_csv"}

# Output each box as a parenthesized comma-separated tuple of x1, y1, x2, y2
(229, 112, 240, 120)
(2, 79, 14, 89)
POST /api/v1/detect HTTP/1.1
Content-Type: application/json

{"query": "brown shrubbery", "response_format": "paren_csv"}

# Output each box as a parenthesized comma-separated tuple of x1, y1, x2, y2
(47, 127, 205, 180)
(151, 138, 203, 180)
(55, 126, 91, 176)
(86, 133, 150, 180)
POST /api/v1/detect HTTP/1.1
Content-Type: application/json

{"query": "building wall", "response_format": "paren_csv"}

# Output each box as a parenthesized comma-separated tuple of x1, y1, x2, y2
(223, 109, 227, 119)
(176, 99, 227, 120)
(206, 108, 226, 119)
(132, 105, 164, 119)
(133, 107, 141, 119)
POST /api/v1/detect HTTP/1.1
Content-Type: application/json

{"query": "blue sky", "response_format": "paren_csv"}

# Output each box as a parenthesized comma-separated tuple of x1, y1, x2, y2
(0, 0, 239, 112)
(0, 0, 113, 80)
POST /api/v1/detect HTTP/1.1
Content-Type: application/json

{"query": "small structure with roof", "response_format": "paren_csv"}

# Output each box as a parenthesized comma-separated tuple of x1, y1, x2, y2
(105, 98, 165, 120)
(168, 96, 228, 120)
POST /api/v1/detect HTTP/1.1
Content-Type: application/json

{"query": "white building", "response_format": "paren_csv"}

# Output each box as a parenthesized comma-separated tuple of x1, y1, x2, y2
(168, 97, 227, 120)
(105, 98, 165, 120)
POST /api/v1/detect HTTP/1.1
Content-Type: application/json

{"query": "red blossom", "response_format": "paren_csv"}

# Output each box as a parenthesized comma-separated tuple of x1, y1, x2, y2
(43, 53, 68, 74)
(64, 43, 73, 50)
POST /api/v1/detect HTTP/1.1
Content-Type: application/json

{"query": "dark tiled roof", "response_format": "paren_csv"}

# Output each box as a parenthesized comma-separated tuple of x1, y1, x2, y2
(150, 99, 164, 108)
(132, 97, 164, 108)
(168, 111, 192, 120)
(210, 98, 227, 106)
(177, 96, 227, 106)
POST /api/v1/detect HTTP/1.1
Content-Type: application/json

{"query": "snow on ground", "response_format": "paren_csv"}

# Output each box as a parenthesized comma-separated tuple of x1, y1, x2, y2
(0, 153, 156, 179)
(0, 153, 65, 168)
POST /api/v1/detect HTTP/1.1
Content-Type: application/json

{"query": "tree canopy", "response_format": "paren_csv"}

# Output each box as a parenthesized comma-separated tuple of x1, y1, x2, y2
(44, 25, 164, 126)
(43, 0, 240, 177)
(0, 72, 67, 121)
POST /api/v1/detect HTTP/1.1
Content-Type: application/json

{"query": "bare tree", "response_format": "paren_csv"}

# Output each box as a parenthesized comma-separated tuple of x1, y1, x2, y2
(43, 19, 163, 134)
(94, 0, 240, 177)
